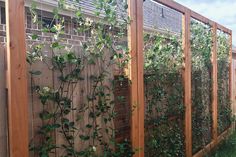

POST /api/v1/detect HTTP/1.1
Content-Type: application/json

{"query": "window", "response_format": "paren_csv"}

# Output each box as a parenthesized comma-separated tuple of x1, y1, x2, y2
(26, 13, 32, 28)
(42, 16, 56, 28)
(1, 7, 5, 24)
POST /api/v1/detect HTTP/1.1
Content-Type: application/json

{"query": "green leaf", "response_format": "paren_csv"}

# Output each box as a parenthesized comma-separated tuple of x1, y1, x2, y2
(31, 34, 39, 40)
(79, 135, 90, 141)
(29, 70, 42, 75)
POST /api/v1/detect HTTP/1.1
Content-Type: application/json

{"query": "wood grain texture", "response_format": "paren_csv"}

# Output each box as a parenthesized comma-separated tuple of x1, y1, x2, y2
(212, 23, 218, 142)
(182, 9, 192, 157)
(128, 0, 144, 156)
(5, 0, 29, 157)
(137, 1, 145, 156)
(28, 44, 54, 157)
(232, 60, 236, 115)
(229, 33, 233, 108)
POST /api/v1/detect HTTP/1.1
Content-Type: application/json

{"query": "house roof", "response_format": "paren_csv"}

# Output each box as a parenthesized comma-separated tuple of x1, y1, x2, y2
(27, 0, 182, 35)
(70, 0, 182, 34)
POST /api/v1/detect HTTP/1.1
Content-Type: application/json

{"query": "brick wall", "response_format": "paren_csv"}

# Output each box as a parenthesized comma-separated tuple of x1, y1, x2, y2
(0, 0, 182, 143)
(0, 8, 90, 45)
(0, 6, 131, 143)
(143, 0, 182, 34)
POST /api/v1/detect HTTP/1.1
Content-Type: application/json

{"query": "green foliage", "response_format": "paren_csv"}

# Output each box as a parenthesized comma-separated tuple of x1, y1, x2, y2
(28, 0, 134, 156)
(217, 31, 232, 134)
(190, 20, 213, 153)
(207, 131, 236, 157)
(144, 33, 185, 157)
(27, 1, 233, 156)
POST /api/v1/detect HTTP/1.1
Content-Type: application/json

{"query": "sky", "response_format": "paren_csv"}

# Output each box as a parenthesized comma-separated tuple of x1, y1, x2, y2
(174, 0, 236, 45)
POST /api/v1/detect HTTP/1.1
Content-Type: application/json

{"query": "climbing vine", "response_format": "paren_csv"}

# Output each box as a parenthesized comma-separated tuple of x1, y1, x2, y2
(26, 0, 234, 156)
(27, 0, 134, 156)
(144, 33, 185, 157)
(190, 20, 213, 154)
(217, 31, 232, 135)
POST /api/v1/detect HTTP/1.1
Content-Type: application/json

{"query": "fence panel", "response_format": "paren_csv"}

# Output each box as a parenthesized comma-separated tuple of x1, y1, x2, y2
(190, 19, 213, 154)
(143, 1, 186, 156)
(217, 31, 232, 135)
(1, 0, 233, 157)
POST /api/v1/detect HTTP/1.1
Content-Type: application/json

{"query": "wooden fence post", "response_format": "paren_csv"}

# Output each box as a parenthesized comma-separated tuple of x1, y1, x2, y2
(182, 9, 192, 157)
(5, 0, 29, 157)
(212, 23, 218, 142)
(128, 0, 144, 156)
(229, 32, 233, 112)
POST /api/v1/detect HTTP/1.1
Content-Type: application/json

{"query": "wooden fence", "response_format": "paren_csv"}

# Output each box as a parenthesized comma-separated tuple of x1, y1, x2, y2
(131, 1, 232, 157)
(0, 0, 233, 157)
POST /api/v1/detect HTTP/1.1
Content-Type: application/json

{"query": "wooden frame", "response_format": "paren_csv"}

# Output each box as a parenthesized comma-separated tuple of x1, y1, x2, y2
(182, 9, 192, 157)
(4, 0, 232, 157)
(212, 23, 218, 143)
(230, 31, 233, 105)
(128, 0, 144, 157)
(151, 0, 232, 157)
(5, 0, 29, 157)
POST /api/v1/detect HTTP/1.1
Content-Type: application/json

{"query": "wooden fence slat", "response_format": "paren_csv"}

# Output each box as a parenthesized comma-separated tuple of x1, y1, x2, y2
(0, 46, 8, 157)
(182, 9, 192, 157)
(212, 23, 218, 142)
(137, 1, 144, 156)
(5, 0, 29, 157)
(128, 0, 144, 156)
(229, 32, 233, 106)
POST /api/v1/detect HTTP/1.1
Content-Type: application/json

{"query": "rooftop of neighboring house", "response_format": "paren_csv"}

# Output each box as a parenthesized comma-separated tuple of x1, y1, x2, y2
(143, 0, 182, 34)
(23, 0, 182, 34)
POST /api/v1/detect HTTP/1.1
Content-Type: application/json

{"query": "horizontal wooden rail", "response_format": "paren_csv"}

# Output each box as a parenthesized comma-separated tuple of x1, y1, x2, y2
(153, 0, 186, 13)
(193, 126, 234, 157)
(190, 11, 214, 26)
(217, 24, 232, 35)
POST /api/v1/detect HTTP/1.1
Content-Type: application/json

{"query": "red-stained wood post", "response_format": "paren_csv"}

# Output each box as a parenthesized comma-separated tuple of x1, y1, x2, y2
(128, 0, 144, 156)
(212, 23, 218, 142)
(182, 9, 192, 157)
(229, 32, 233, 111)
(5, 0, 29, 157)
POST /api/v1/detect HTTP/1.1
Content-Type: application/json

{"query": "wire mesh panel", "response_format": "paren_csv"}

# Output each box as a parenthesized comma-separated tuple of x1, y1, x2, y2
(190, 19, 213, 154)
(217, 31, 232, 135)
(143, 1, 185, 156)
